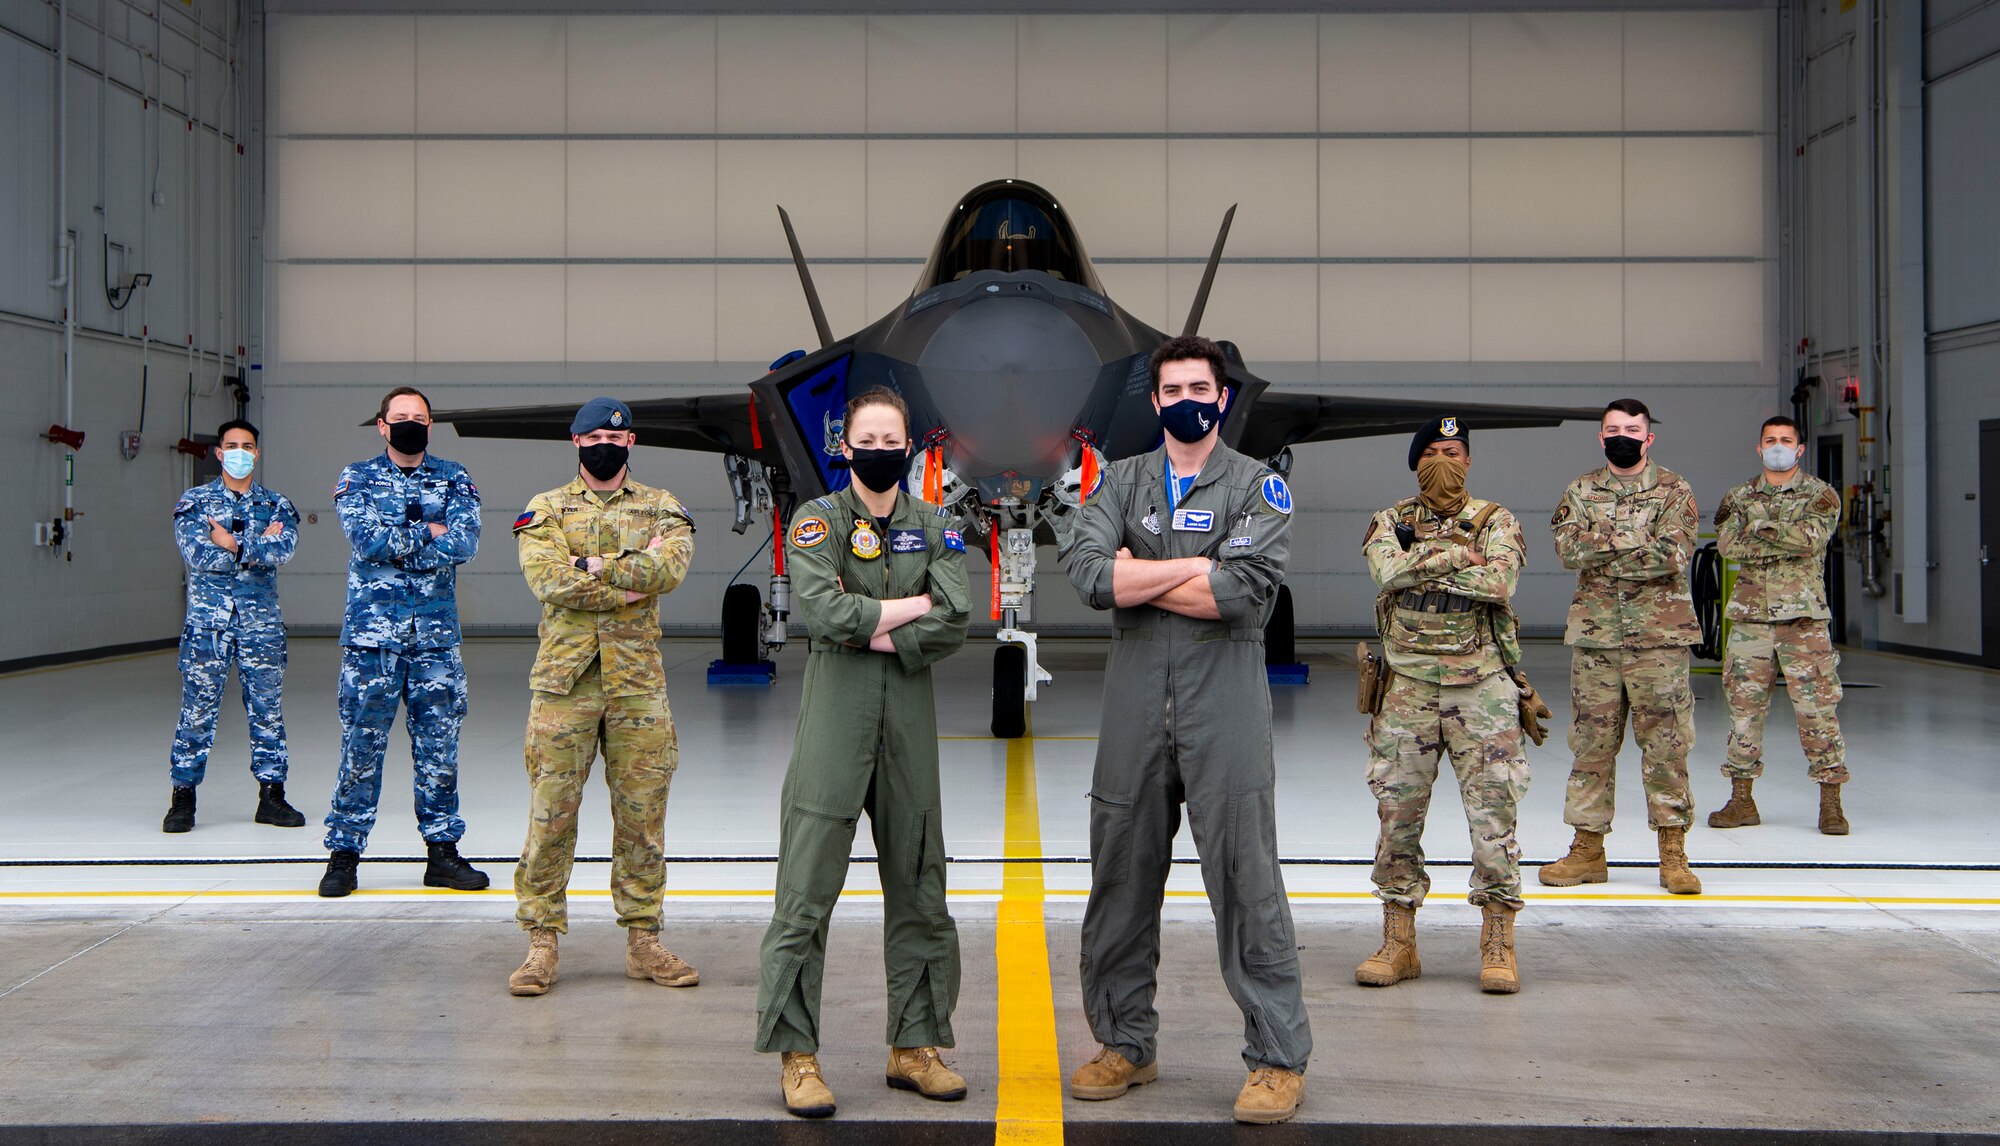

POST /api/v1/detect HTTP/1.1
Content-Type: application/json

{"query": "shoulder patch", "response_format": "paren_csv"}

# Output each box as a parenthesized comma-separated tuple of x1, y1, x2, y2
(1552, 503, 1572, 527)
(512, 510, 537, 533)
(1364, 517, 1381, 544)
(1813, 486, 1841, 513)
(174, 496, 195, 516)
(942, 528, 965, 552)
(791, 516, 829, 549)
(1259, 474, 1293, 515)
(460, 479, 479, 499)
(333, 477, 356, 499)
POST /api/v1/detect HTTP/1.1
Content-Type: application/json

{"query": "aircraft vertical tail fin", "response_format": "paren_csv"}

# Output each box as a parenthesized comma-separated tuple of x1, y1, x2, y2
(778, 206, 835, 349)
(1181, 204, 1237, 338)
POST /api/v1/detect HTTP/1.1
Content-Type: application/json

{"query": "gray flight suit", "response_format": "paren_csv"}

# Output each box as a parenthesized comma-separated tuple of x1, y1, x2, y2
(1060, 442, 1312, 1075)
(755, 484, 972, 1055)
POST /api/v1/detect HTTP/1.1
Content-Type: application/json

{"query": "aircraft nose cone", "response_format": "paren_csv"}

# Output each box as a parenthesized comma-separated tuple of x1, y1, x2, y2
(917, 295, 1099, 479)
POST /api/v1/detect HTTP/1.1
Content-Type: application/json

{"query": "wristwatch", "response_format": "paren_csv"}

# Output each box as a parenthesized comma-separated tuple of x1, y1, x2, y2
(574, 556, 589, 571)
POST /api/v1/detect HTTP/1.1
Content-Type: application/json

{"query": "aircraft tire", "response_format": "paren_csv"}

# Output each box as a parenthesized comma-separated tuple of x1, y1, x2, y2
(1264, 584, 1296, 666)
(721, 583, 763, 665)
(992, 643, 1028, 739)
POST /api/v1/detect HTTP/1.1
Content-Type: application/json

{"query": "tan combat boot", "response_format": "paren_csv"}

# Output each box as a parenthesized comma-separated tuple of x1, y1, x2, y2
(1538, 829, 1608, 886)
(625, 927, 700, 986)
(1232, 1066, 1304, 1125)
(1819, 783, 1850, 835)
(1478, 902, 1520, 994)
(1354, 902, 1420, 987)
(1708, 778, 1761, 828)
(1068, 1047, 1157, 1101)
(886, 1046, 967, 1101)
(1657, 825, 1702, 894)
(508, 928, 559, 997)
(781, 1052, 836, 1118)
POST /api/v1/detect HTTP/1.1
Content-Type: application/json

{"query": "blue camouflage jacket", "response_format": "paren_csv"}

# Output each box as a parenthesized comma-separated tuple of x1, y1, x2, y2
(173, 479, 300, 631)
(334, 452, 481, 650)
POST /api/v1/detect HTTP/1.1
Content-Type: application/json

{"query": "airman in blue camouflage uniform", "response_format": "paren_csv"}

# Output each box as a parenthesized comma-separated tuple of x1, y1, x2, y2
(162, 419, 305, 833)
(318, 387, 489, 898)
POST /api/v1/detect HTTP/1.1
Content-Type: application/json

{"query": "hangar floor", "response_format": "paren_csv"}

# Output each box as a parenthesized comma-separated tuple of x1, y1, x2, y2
(3, 637, 1998, 1142)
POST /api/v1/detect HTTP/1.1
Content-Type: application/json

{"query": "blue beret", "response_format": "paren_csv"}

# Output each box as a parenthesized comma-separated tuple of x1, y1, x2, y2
(1408, 416, 1468, 470)
(571, 397, 634, 436)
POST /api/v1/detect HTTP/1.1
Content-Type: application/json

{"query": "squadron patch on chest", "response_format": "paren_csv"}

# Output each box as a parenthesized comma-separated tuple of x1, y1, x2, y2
(850, 524, 883, 560)
(889, 528, 926, 554)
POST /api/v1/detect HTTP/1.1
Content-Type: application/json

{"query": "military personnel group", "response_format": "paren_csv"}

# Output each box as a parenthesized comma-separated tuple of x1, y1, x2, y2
(164, 336, 1850, 1126)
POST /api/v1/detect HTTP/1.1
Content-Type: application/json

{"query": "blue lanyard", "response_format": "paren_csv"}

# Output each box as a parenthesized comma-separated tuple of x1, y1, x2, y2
(1165, 458, 1198, 511)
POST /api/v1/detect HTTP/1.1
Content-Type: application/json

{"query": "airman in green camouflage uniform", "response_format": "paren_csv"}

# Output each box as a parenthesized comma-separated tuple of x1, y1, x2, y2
(1707, 415, 1850, 835)
(1357, 417, 1531, 995)
(507, 398, 700, 997)
(1541, 399, 1704, 895)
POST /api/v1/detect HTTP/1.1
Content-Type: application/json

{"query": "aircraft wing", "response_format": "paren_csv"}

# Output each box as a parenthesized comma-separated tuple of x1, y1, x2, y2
(430, 391, 777, 466)
(1234, 388, 1604, 460)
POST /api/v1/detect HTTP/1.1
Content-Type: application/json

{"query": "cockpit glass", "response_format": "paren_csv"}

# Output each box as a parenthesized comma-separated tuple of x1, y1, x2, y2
(919, 185, 1099, 292)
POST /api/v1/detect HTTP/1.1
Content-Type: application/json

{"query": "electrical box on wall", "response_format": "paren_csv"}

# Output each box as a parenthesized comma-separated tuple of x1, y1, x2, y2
(119, 431, 142, 461)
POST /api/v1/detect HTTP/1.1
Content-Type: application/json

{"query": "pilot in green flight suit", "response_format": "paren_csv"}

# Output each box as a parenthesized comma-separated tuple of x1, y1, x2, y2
(1059, 335, 1313, 1126)
(754, 387, 972, 1119)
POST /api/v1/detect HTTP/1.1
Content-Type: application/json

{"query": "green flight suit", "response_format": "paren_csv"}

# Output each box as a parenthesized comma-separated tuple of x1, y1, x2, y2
(1060, 442, 1313, 1075)
(754, 484, 971, 1054)
(511, 475, 695, 933)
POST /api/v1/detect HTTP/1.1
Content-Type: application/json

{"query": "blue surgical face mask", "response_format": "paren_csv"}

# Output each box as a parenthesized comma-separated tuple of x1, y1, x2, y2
(220, 448, 256, 480)
(1761, 444, 1801, 472)
(1159, 394, 1224, 444)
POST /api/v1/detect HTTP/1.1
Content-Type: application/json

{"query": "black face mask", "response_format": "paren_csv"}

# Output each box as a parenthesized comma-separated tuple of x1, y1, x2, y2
(386, 420, 429, 456)
(847, 447, 908, 495)
(578, 443, 629, 482)
(1158, 396, 1224, 444)
(1603, 434, 1646, 469)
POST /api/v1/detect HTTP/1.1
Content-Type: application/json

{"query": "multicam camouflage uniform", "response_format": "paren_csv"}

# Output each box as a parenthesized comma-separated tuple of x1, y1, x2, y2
(512, 475, 695, 933)
(1363, 496, 1530, 909)
(169, 479, 300, 787)
(1551, 461, 1701, 833)
(324, 451, 481, 853)
(1714, 473, 1847, 784)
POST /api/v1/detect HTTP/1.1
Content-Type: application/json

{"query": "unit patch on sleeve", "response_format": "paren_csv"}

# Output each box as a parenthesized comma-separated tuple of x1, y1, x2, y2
(511, 510, 537, 533)
(1260, 474, 1293, 515)
(941, 528, 965, 552)
(791, 517, 829, 549)
(333, 478, 354, 499)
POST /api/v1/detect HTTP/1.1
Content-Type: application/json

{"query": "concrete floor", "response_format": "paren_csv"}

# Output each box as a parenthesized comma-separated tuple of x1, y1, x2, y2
(3, 637, 1999, 1141)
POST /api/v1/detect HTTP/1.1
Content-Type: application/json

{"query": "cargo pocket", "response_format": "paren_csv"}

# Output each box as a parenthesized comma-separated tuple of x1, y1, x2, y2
(1086, 790, 1136, 888)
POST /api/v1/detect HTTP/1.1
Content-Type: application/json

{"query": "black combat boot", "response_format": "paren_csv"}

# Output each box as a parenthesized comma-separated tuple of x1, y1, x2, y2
(254, 781, 306, 827)
(319, 850, 360, 897)
(162, 785, 196, 834)
(423, 842, 490, 891)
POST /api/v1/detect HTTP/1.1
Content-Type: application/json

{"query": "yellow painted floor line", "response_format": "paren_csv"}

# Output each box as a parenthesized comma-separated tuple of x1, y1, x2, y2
(994, 725, 1064, 1145)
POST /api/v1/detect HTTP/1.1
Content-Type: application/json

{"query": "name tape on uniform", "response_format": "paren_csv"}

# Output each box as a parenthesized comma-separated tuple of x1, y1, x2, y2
(1172, 508, 1215, 532)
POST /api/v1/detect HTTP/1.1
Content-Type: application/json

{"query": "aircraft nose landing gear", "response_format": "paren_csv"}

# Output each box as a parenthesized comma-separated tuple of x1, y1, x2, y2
(990, 522, 1050, 738)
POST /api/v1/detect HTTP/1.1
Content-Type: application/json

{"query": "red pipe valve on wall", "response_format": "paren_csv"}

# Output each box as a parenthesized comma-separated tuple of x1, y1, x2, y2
(44, 425, 85, 450)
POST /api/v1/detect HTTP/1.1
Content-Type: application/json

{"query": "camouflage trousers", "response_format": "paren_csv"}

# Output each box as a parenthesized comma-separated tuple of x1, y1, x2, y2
(170, 624, 287, 787)
(1564, 646, 1694, 832)
(1365, 670, 1530, 909)
(324, 645, 468, 854)
(515, 659, 678, 933)
(1723, 620, 1847, 784)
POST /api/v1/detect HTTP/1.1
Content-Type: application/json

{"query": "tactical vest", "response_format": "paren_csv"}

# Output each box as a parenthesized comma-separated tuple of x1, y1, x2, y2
(1375, 497, 1520, 663)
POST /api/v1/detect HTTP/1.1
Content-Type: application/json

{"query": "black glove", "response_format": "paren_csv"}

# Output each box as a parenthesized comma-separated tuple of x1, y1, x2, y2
(1393, 523, 1416, 551)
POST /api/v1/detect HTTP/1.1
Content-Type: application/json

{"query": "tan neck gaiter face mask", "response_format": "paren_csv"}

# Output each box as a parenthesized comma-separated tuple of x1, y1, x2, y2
(1417, 453, 1469, 517)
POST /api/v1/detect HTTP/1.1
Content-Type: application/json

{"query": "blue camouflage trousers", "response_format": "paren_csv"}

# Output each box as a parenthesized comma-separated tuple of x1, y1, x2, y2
(170, 625, 288, 787)
(324, 645, 469, 853)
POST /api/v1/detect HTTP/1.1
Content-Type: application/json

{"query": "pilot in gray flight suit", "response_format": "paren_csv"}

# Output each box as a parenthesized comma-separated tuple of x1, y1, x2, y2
(1058, 334, 1312, 1126)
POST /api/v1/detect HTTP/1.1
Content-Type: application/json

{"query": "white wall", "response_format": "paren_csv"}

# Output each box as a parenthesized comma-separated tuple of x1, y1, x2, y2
(263, 10, 1781, 636)
(0, 0, 246, 664)
(1795, 0, 2000, 660)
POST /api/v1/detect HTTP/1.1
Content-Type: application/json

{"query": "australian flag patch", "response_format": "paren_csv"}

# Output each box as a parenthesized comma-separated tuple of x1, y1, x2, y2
(942, 529, 965, 552)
